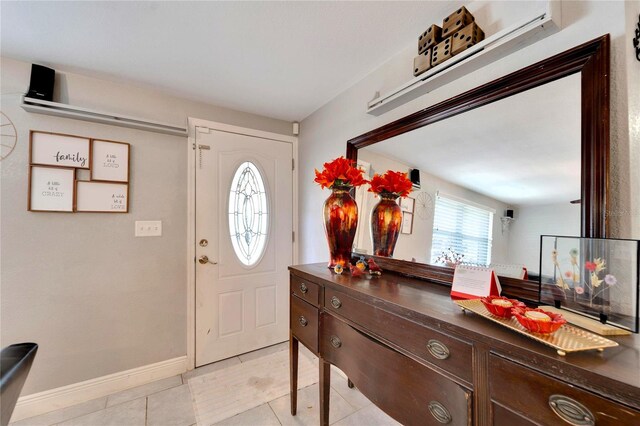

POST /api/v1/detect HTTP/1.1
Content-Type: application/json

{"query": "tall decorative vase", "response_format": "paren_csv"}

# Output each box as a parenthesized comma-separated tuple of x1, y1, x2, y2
(323, 185, 358, 268)
(371, 193, 402, 257)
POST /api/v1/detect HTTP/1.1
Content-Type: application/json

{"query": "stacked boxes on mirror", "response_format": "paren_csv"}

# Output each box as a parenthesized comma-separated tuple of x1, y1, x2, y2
(413, 6, 484, 77)
(413, 49, 432, 76)
(431, 37, 453, 67)
(452, 22, 485, 55)
(418, 25, 442, 54)
(442, 6, 475, 38)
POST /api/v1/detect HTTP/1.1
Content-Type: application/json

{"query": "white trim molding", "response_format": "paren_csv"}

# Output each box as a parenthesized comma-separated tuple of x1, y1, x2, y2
(11, 356, 187, 422)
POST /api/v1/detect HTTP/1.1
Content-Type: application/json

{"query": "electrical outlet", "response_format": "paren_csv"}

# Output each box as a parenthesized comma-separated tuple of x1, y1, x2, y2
(135, 220, 162, 237)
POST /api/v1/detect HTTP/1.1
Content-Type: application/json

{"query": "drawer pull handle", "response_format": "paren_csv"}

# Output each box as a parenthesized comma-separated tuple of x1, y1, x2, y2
(427, 339, 450, 360)
(548, 395, 594, 426)
(299, 282, 308, 294)
(298, 316, 308, 327)
(330, 335, 342, 348)
(428, 401, 452, 424)
(330, 296, 342, 309)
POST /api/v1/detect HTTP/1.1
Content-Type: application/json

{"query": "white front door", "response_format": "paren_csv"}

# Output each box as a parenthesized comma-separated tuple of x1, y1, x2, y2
(195, 126, 293, 366)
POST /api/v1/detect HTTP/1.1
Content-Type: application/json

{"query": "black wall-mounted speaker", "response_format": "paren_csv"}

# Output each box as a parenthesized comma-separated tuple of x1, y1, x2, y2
(410, 169, 421, 188)
(27, 64, 55, 101)
(506, 209, 514, 218)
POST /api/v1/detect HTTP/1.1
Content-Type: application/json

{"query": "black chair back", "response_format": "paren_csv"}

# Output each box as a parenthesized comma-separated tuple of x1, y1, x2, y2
(1, 343, 38, 426)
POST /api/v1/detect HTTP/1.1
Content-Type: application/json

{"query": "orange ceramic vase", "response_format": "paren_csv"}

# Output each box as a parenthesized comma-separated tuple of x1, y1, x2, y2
(323, 185, 358, 268)
(371, 193, 402, 257)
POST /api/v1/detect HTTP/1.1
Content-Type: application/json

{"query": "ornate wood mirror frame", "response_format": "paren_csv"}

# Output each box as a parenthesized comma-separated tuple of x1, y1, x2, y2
(346, 35, 610, 302)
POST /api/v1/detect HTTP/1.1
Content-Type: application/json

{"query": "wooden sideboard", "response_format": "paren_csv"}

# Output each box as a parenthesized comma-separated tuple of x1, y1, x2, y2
(288, 263, 640, 426)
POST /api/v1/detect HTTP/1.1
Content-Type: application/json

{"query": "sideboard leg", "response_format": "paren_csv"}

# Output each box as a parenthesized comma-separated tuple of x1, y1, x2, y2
(290, 333, 298, 416)
(319, 359, 331, 426)
(347, 378, 354, 389)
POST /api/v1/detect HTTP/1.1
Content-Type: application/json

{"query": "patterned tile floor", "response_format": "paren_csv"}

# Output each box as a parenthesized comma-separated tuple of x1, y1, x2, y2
(11, 342, 399, 426)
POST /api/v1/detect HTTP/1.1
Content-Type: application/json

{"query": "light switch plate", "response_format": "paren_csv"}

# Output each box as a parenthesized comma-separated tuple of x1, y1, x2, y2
(135, 220, 162, 237)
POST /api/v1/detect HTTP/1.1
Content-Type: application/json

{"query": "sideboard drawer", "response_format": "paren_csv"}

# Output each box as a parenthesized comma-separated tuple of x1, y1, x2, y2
(321, 312, 472, 426)
(291, 295, 319, 353)
(489, 354, 640, 425)
(325, 287, 473, 383)
(291, 274, 321, 307)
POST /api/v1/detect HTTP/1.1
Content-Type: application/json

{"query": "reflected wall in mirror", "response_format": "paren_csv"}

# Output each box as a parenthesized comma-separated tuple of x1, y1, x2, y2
(354, 74, 581, 279)
(347, 35, 610, 300)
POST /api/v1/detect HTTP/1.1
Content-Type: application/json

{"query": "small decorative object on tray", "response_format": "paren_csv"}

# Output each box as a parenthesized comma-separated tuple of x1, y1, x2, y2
(456, 299, 618, 356)
(333, 264, 344, 275)
(355, 256, 367, 271)
(367, 258, 383, 276)
(511, 307, 567, 334)
(480, 296, 526, 318)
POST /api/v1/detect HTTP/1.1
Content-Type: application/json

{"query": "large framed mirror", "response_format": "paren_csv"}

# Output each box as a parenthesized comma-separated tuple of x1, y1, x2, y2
(346, 35, 610, 303)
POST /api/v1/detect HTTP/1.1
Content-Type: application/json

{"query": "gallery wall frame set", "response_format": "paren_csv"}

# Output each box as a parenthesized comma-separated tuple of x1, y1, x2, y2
(28, 130, 130, 213)
(401, 211, 414, 235)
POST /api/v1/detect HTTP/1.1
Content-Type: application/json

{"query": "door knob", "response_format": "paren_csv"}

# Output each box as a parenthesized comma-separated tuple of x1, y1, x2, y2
(198, 255, 217, 265)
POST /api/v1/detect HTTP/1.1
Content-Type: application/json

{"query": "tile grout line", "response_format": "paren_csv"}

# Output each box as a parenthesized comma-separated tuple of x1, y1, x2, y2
(266, 401, 283, 425)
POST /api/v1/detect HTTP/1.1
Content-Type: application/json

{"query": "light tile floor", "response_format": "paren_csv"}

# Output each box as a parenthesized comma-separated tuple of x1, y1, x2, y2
(12, 341, 398, 426)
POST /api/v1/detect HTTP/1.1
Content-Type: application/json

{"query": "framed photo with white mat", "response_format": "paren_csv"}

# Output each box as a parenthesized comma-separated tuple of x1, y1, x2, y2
(28, 165, 75, 212)
(75, 181, 129, 213)
(90, 139, 130, 182)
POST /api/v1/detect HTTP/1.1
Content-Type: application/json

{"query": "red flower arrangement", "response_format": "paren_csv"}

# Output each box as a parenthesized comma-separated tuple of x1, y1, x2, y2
(368, 170, 413, 198)
(314, 156, 367, 189)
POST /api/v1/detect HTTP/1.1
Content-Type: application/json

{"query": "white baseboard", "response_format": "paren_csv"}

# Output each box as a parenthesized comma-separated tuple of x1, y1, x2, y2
(11, 356, 188, 422)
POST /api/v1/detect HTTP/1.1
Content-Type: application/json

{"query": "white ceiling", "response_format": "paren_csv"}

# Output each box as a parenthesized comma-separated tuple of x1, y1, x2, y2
(366, 73, 582, 206)
(0, 1, 463, 122)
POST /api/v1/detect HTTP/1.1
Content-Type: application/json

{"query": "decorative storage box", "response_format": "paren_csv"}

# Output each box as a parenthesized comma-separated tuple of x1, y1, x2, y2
(413, 49, 432, 76)
(539, 235, 640, 333)
(418, 25, 442, 54)
(452, 22, 485, 55)
(442, 6, 475, 38)
(431, 37, 452, 67)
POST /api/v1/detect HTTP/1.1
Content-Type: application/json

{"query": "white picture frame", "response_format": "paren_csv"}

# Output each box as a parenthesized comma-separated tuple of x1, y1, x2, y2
(30, 131, 90, 169)
(401, 212, 414, 234)
(29, 166, 75, 212)
(76, 181, 129, 213)
(90, 139, 130, 182)
(400, 196, 415, 213)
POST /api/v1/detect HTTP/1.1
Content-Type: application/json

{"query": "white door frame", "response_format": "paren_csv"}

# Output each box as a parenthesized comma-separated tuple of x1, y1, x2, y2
(186, 117, 299, 370)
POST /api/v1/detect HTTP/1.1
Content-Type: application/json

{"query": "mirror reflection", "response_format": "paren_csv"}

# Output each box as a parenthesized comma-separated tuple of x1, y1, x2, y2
(354, 73, 582, 280)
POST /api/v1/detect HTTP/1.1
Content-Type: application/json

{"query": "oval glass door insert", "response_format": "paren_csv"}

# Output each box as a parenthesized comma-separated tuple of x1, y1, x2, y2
(228, 161, 269, 266)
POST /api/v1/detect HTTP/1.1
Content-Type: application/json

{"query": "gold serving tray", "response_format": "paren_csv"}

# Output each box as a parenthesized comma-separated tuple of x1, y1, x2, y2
(455, 299, 619, 356)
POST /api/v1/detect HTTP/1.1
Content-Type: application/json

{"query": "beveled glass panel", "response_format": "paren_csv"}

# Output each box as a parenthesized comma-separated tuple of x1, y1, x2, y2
(228, 161, 268, 266)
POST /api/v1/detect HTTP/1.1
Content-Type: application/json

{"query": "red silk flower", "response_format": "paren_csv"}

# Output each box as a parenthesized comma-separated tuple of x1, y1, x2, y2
(368, 170, 413, 198)
(314, 157, 367, 189)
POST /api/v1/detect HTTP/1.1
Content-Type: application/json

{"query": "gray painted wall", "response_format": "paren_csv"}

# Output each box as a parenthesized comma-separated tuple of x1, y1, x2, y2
(0, 57, 291, 394)
(299, 1, 640, 266)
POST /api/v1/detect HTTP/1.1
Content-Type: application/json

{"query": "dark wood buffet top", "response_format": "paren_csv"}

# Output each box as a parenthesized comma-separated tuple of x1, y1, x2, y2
(289, 263, 640, 415)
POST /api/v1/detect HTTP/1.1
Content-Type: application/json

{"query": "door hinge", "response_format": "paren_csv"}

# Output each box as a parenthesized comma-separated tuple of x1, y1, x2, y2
(292, 158, 295, 171)
(196, 126, 210, 134)
(292, 231, 295, 243)
(192, 143, 196, 150)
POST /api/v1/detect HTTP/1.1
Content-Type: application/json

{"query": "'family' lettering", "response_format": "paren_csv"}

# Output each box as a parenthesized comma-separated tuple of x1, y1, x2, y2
(54, 151, 87, 167)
